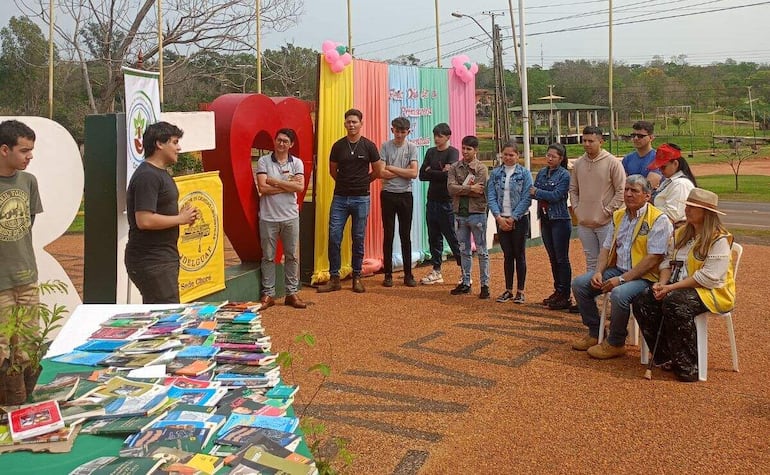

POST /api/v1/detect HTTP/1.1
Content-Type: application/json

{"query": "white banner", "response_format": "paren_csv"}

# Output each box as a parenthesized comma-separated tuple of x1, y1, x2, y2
(123, 67, 161, 186)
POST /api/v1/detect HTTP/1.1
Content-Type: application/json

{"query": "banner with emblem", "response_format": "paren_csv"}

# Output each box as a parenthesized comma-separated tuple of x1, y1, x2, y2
(123, 67, 161, 186)
(174, 171, 226, 302)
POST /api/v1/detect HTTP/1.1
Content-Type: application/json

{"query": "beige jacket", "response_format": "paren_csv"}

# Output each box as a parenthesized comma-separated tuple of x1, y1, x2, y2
(568, 149, 625, 228)
(447, 158, 489, 214)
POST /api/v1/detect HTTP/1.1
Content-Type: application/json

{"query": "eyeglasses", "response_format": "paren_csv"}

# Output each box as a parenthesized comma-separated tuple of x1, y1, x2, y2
(630, 133, 649, 139)
(275, 138, 291, 144)
(545, 153, 562, 159)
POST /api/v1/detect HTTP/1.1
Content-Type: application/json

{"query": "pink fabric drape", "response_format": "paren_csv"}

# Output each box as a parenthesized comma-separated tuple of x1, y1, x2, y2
(353, 60, 389, 274)
(448, 71, 476, 141)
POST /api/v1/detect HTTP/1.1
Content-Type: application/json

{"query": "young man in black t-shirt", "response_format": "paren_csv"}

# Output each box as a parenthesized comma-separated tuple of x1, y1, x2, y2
(125, 122, 199, 303)
(317, 109, 384, 294)
(418, 123, 461, 285)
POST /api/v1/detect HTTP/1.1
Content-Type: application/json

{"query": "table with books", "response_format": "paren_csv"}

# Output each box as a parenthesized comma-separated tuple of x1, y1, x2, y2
(1, 303, 317, 475)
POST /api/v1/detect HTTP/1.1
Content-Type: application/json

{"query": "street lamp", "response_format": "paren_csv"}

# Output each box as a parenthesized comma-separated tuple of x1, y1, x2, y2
(451, 12, 493, 41)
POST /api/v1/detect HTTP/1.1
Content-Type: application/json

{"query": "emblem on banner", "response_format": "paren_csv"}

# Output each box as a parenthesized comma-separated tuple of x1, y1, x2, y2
(178, 190, 220, 272)
(127, 91, 157, 169)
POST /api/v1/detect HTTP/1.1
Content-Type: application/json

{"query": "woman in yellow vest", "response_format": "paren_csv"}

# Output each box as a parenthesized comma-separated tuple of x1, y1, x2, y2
(632, 188, 736, 382)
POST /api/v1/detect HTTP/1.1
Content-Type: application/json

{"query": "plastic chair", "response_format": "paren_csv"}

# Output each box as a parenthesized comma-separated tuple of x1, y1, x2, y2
(639, 242, 742, 380)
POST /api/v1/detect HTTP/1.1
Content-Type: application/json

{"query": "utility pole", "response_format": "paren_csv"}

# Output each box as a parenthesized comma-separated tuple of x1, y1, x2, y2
(482, 10, 505, 154)
(496, 25, 509, 150)
(747, 86, 758, 150)
(608, 0, 614, 154)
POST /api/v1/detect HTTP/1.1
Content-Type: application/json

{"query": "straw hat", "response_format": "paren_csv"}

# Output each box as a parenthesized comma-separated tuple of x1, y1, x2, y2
(685, 188, 725, 215)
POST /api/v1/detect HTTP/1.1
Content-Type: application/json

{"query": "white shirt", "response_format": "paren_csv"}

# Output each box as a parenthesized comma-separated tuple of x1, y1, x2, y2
(654, 171, 694, 224)
(501, 165, 516, 217)
(660, 235, 731, 288)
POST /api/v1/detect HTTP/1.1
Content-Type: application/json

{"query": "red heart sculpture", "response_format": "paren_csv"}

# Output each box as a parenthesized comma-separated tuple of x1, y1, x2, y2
(201, 94, 314, 262)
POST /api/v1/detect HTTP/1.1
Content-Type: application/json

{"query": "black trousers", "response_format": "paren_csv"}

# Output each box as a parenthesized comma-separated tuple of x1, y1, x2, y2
(633, 287, 708, 378)
(497, 214, 529, 291)
(126, 260, 180, 304)
(381, 190, 414, 276)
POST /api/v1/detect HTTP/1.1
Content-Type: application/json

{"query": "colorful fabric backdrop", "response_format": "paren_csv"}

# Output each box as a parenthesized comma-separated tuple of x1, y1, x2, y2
(312, 58, 475, 283)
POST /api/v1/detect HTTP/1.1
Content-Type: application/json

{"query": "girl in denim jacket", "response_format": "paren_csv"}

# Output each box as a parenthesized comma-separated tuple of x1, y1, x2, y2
(487, 142, 533, 303)
(531, 143, 573, 309)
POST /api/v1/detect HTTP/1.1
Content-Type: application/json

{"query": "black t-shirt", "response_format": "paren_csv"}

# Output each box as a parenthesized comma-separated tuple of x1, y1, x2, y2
(419, 146, 459, 202)
(125, 161, 180, 265)
(330, 136, 380, 196)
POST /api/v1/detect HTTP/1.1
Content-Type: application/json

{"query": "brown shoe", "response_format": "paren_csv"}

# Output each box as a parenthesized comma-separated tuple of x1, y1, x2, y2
(352, 276, 365, 293)
(284, 293, 307, 309)
(571, 335, 599, 351)
(317, 276, 341, 293)
(260, 295, 275, 309)
(587, 340, 627, 359)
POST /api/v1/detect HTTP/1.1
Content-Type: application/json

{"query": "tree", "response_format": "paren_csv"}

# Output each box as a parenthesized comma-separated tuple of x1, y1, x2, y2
(17, 0, 304, 113)
(262, 44, 319, 100)
(0, 16, 54, 115)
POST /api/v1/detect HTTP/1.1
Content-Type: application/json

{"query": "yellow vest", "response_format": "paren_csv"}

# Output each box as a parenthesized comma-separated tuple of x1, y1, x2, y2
(678, 230, 736, 314)
(607, 205, 665, 282)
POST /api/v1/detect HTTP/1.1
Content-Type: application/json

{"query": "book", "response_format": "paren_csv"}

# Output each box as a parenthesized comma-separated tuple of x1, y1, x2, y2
(81, 414, 162, 435)
(169, 359, 217, 377)
(213, 342, 271, 352)
(163, 376, 220, 389)
(119, 338, 182, 354)
(214, 362, 279, 376)
(167, 386, 227, 407)
(68, 456, 165, 475)
(214, 425, 301, 451)
(94, 376, 162, 398)
(88, 326, 146, 340)
(60, 403, 106, 422)
(265, 382, 299, 399)
(103, 386, 169, 418)
(51, 350, 109, 366)
(165, 453, 224, 475)
(176, 345, 220, 359)
(121, 426, 209, 457)
(100, 350, 178, 368)
(8, 400, 65, 440)
(215, 351, 277, 366)
(74, 339, 131, 352)
(217, 414, 299, 438)
(28, 374, 80, 403)
(229, 445, 317, 475)
(1, 421, 80, 446)
(228, 434, 312, 465)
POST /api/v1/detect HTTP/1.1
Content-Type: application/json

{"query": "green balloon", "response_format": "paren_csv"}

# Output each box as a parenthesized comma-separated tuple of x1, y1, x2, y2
(335, 45, 348, 55)
(463, 62, 472, 70)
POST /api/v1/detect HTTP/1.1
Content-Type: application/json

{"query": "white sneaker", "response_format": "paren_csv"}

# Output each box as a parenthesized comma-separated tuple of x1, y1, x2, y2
(420, 270, 444, 285)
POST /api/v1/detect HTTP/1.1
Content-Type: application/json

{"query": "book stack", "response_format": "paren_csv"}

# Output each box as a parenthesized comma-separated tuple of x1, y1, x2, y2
(19, 301, 319, 474)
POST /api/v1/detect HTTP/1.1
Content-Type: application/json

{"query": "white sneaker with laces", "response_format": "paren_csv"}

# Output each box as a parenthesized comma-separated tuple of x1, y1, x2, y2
(420, 270, 444, 285)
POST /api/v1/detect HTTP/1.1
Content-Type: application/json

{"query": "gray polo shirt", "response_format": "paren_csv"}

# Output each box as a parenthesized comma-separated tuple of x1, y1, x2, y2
(256, 153, 304, 222)
(380, 140, 418, 193)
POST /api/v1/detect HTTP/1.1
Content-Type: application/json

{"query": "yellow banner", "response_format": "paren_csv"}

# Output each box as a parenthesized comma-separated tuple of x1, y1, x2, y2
(174, 171, 226, 302)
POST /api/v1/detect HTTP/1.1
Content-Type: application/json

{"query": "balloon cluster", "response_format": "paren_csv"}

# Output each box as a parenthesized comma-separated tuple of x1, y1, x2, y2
(322, 41, 353, 73)
(451, 55, 478, 83)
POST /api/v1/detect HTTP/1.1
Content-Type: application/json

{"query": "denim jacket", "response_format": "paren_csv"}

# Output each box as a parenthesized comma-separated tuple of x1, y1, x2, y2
(533, 166, 571, 220)
(486, 163, 533, 221)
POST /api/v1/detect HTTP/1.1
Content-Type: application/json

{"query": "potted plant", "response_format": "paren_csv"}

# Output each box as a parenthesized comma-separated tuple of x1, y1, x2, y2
(0, 280, 69, 406)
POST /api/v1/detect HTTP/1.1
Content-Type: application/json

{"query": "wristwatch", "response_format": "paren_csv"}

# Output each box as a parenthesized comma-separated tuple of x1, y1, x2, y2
(618, 276, 626, 285)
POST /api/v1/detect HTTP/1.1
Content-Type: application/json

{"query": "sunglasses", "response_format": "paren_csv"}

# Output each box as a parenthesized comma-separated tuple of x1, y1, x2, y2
(630, 133, 649, 139)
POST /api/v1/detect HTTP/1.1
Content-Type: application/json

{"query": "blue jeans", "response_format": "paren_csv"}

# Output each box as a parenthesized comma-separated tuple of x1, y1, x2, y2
(426, 200, 460, 271)
(540, 217, 572, 296)
(328, 195, 370, 277)
(571, 268, 651, 345)
(455, 213, 489, 287)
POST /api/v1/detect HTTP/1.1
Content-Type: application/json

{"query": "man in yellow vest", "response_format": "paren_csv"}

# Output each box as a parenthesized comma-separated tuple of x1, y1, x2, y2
(570, 175, 673, 359)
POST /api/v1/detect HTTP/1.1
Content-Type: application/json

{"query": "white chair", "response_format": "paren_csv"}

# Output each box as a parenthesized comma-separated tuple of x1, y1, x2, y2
(639, 242, 742, 381)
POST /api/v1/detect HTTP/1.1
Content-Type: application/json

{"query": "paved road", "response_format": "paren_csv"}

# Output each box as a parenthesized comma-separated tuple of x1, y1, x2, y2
(721, 201, 770, 230)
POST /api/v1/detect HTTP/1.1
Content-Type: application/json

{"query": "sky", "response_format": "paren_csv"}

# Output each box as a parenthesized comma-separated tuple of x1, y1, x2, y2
(1, 0, 769, 69)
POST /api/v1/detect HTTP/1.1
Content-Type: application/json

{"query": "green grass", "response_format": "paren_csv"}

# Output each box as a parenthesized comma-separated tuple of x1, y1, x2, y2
(696, 175, 770, 202)
(67, 212, 84, 233)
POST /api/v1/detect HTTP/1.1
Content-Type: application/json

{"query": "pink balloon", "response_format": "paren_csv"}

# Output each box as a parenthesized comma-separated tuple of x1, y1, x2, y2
(340, 53, 352, 66)
(326, 50, 340, 63)
(322, 40, 336, 53)
(330, 62, 345, 73)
